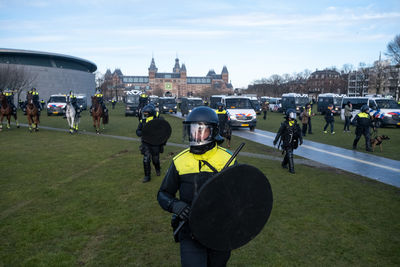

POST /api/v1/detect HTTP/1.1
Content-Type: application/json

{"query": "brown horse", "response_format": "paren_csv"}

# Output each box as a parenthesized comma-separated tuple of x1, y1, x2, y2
(91, 96, 108, 134)
(26, 92, 40, 132)
(0, 93, 19, 131)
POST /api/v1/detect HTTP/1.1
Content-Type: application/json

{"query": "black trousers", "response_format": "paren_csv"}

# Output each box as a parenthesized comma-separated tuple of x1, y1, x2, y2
(180, 237, 231, 267)
(353, 127, 371, 150)
(302, 123, 308, 136)
(344, 116, 351, 131)
(140, 143, 161, 177)
(263, 110, 267, 119)
(307, 117, 312, 133)
(282, 148, 295, 172)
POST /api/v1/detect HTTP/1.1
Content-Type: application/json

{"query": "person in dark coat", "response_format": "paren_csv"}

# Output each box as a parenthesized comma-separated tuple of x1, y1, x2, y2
(157, 106, 233, 267)
(323, 104, 335, 134)
(136, 104, 164, 183)
(273, 109, 303, 174)
(353, 104, 373, 152)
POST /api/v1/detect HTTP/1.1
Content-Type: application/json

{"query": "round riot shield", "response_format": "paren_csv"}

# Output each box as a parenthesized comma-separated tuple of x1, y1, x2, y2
(142, 119, 172, 145)
(189, 164, 273, 251)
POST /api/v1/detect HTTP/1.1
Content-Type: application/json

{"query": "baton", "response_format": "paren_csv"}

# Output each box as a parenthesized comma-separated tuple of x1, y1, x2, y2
(173, 142, 246, 238)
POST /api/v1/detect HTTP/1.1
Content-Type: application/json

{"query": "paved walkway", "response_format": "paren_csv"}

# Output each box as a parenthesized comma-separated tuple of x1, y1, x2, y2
(173, 112, 400, 188)
(233, 128, 400, 188)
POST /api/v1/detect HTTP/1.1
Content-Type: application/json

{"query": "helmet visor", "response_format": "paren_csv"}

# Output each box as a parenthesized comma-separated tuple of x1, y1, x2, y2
(185, 122, 214, 146)
(289, 112, 296, 120)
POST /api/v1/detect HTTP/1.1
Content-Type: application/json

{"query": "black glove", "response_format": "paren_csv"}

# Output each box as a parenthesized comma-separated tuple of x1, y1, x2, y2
(273, 140, 277, 146)
(300, 139, 303, 145)
(172, 201, 191, 221)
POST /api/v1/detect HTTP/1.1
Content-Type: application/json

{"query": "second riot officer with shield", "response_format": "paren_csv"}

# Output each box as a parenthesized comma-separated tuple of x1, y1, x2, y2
(136, 104, 167, 183)
(157, 106, 235, 267)
(273, 108, 303, 174)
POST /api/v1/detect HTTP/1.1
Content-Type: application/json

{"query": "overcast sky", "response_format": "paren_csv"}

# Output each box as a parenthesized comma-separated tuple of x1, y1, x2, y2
(1, 0, 399, 88)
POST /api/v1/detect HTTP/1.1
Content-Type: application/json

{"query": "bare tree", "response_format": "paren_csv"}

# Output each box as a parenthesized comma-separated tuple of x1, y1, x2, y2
(386, 34, 400, 64)
(341, 64, 354, 74)
(152, 85, 164, 97)
(0, 64, 37, 101)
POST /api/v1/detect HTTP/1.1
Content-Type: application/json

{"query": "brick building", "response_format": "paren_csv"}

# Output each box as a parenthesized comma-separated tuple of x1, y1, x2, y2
(102, 57, 233, 100)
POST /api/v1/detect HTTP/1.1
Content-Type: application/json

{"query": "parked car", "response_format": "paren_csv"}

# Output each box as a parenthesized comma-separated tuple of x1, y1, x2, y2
(159, 97, 177, 114)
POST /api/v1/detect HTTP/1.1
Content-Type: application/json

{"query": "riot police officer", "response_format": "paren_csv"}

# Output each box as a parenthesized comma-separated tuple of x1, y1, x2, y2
(157, 106, 234, 267)
(353, 104, 373, 152)
(273, 109, 303, 174)
(136, 104, 164, 183)
(215, 102, 231, 148)
(137, 93, 149, 119)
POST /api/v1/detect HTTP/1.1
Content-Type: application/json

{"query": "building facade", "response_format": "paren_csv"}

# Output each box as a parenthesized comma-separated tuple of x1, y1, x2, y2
(0, 48, 97, 103)
(103, 57, 233, 100)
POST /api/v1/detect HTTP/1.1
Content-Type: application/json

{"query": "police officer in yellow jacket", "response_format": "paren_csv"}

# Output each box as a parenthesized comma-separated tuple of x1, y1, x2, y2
(353, 105, 373, 152)
(136, 104, 163, 183)
(157, 106, 234, 267)
(91, 88, 108, 114)
(4, 89, 17, 114)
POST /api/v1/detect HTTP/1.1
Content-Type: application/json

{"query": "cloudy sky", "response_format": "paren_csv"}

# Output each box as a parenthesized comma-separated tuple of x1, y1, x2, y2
(1, 0, 399, 87)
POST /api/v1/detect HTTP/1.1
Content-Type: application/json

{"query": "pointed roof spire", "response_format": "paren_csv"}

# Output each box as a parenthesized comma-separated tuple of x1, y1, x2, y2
(148, 57, 158, 72)
(221, 65, 228, 74)
(173, 57, 180, 73)
(181, 63, 186, 72)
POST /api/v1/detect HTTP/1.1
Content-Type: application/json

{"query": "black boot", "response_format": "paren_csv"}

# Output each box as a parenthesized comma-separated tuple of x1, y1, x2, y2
(143, 158, 151, 183)
(288, 150, 295, 174)
(153, 155, 161, 176)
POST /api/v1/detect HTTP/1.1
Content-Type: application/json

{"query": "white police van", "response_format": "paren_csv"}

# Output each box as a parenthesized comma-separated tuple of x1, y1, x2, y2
(47, 94, 67, 116)
(222, 95, 257, 131)
(340, 96, 400, 127)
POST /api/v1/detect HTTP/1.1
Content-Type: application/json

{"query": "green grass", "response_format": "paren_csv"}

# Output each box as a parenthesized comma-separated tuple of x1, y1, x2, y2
(257, 107, 400, 161)
(0, 103, 399, 266)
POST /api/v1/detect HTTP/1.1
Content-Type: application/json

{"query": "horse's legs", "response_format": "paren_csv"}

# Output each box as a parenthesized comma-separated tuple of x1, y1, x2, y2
(6, 115, 11, 129)
(13, 113, 19, 128)
(34, 115, 39, 131)
(27, 114, 33, 132)
(0, 114, 3, 131)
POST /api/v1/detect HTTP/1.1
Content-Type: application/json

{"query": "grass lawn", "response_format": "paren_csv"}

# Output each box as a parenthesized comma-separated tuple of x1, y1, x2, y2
(0, 103, 399, 266)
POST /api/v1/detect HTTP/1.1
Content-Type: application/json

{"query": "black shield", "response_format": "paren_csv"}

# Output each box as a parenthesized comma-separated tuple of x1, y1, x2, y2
(189, 164, 273, 251)
(142, 119, 172, 145)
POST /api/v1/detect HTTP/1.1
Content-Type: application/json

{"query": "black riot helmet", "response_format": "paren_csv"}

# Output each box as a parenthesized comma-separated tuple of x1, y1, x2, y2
(216, 102, 224, 111)
(360, 104, 369, 113)
(183, 106, 224, 154)
(142, 104, 156, 118)
(285, 108, 297, 120)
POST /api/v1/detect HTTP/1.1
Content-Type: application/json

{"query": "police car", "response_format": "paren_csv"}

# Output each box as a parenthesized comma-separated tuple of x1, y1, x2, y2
(47, 94, 67, 116)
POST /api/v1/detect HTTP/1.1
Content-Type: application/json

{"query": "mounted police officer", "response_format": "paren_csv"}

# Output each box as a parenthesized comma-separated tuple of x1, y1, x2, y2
(136, 104, 164, 183)
(157, 106, 234, 267)
(25, 87, 41, 113)
(91, 88, 108, 115)
(4, 89, 17, 115)
(273, 108, 303, 174)
(353, 104, 373, 152)
(68, 91, 81, 117)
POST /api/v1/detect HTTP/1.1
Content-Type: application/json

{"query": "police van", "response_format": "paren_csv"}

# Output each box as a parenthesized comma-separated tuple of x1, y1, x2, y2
(281, 93, 309, 114)
(210, 95, 225, 109)
(47, 94, 67, 116)
(125, 90, 142, 116)
(249, 97, 262, 115)
(159, 96, 177, 114)
(222, 95, 257, 131)
(340, 96, 400, 127)
(317, 93, 343, 114)
(261, 97, 282, 112)
(180, 97, 203, 116)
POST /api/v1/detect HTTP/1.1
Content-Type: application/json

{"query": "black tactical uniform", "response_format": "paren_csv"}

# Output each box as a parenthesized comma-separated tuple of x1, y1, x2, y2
(273, 109, 303, 174)
(158, 106, 233, 267)
(353, 105, 373, 152)
(137, 93, 149, 119)
(25, 88, 41, 113)
(136, 104, 164, 183)
(4, 90, 17, 115)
